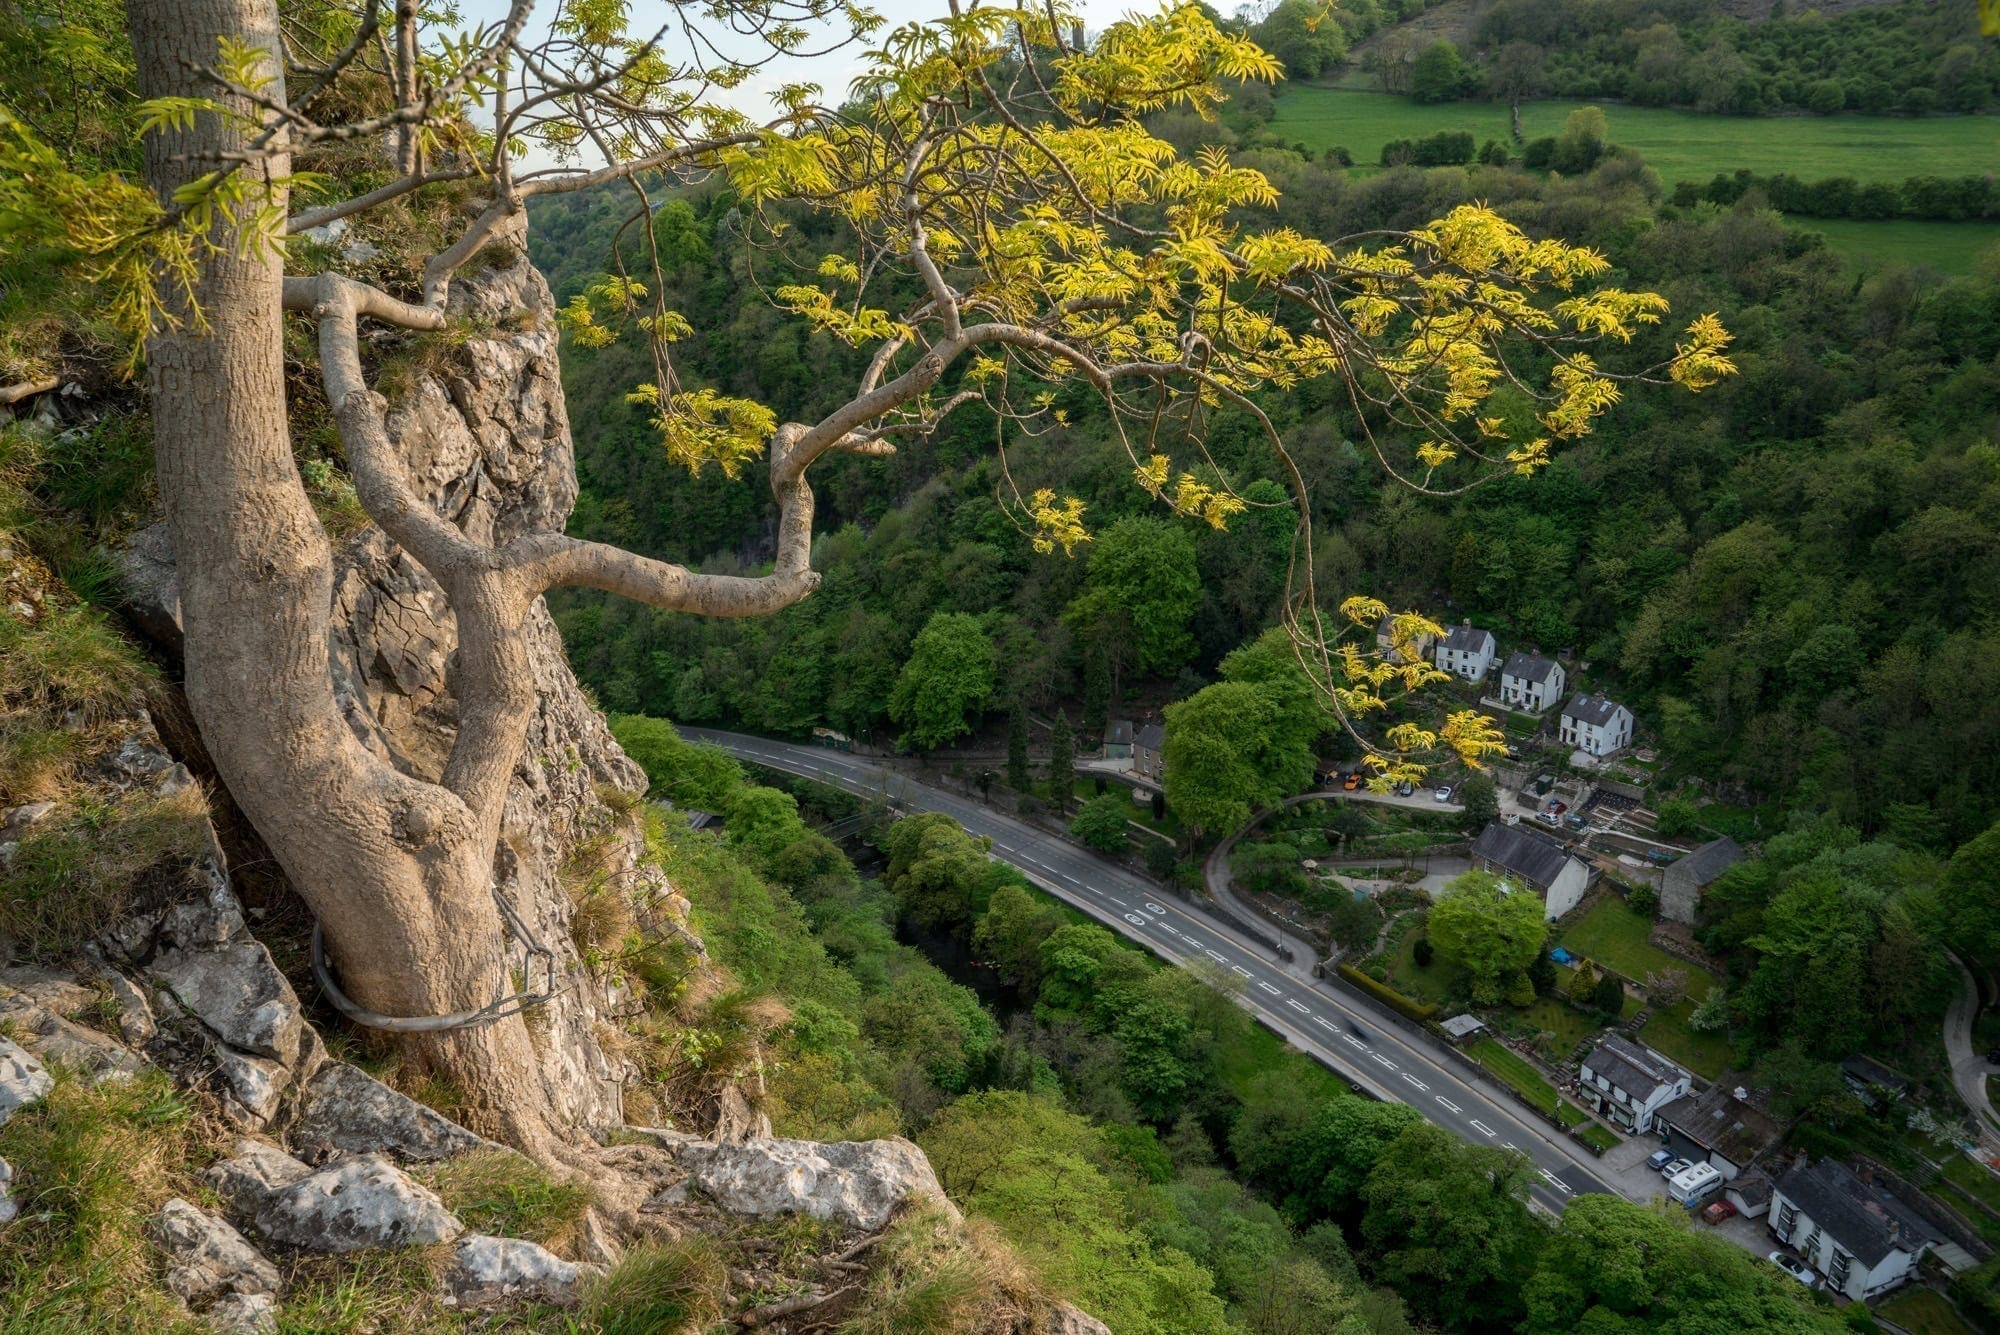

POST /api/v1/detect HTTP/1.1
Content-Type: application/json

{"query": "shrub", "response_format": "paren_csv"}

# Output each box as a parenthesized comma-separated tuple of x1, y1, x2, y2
(1593, 974, 1627, 1017)
(1070, 794, 1130, 854)
(1336, 963, 1439, 1023)
(1627, 883, 1659, 918)
(1412, 936, 1434, 967)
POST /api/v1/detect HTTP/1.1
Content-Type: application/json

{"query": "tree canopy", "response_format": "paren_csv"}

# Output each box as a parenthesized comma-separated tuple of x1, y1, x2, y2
(1426, 869, 1549, 1005)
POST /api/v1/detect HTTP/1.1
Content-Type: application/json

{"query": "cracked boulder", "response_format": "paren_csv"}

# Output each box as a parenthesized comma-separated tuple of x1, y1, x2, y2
(154, 1197, 281, 1301)
(204, 1292, 278, 1334)
(0, 1038, 53, 1127)
(148, 885, 302, 1067)
(662, 1136, 957, 1232)
(1042, 1302, 1114, 1334)
(446, 1234, 603, 1309)
(292, 1061, 492, 1164)
(206, 1141, 462, 1252)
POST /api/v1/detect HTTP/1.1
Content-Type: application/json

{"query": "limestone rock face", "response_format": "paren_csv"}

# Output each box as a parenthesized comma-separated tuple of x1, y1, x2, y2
(0, 1154, 16, 1227)
(204, 1292, 279, 1334)
(154, 1197, 281, 1301)
(0, 1038, 53, 1127)
(447, 1233, 603, 1308)
(117, 247, 672, 1135)
(666, 1136, 958, 1232)
(207, 1142, 462, 1252)
(293, 1061, 493, 1164)
(148, 883, 303, 1066)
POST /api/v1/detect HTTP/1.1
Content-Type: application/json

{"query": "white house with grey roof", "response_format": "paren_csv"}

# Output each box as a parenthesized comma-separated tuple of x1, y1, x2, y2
(1770, 1159, 1943, 1300)
(1434, 623, 1498, 683)
(1498, 652, 1566, 712)
(1577, 1034, 1690, 1134)
(1467, 821, 1593, 919)
(1559, 692, 1634, 757)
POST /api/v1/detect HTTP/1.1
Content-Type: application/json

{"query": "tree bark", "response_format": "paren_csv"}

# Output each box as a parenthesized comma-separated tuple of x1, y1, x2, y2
(128, 0, 571, 1156)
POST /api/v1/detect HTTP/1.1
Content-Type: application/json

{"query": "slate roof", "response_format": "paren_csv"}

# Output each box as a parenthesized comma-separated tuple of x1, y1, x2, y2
(1440, 1014, 1486, 1039)
(1775, 1159, 1943, 1267)
(1562, 692, 1628, 728)
(1581, 1034, 1687, 1103)
(1841, 1054, 1912, 1093)
(1136, 724, 1165, 751)
(1659, 1085, 1783, 1166)
(1441, 624, 1495, 655)
(1730, 1168, 1775, 1208)
(1501, 651, 1562, 686)
(1665, 837, 1746, 891)
(1469, 821, 1574, 890)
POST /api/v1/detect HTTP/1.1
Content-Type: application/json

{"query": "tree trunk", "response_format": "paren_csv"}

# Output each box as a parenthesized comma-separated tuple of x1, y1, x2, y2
(128, 0, 570, 1156)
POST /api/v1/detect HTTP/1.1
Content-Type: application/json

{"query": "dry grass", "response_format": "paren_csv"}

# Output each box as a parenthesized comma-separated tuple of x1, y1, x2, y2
(0, 602, 155, 723)
(418, 1149, 593, 1252)
(0, 782, 211, 956)
(0, 1066, 211, 1333)
(584, 1237, 727, 1335)
(840, 1207, 1043, 1335)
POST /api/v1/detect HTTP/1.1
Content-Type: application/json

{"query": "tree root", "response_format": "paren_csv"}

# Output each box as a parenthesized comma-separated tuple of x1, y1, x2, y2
(738, 1285, 859, 1328)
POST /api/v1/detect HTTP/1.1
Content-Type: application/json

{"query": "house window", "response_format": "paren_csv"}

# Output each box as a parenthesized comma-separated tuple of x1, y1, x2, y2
(1776, 1203, 1798, 1239)
(1802, 1229, 1822, 1262)
(1828, 1250, 1852, 1289)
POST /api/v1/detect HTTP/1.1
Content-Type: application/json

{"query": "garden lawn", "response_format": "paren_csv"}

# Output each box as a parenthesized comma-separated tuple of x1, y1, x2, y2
(1379, 922, 1463, 1008)
(1468, 1038, 1607, 1135)
(1268, 89, 2000, 185)
(1516, 997, 1606, 1056)
(1636, 988, 1733, 1080)
(1940, 1153, 2000, 1217)
(1559, 898, 1711, 987)
(1876, 1287, 1976, 1335)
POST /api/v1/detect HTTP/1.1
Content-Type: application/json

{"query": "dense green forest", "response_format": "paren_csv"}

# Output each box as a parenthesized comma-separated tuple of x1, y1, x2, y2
(532, 133, 2000, 846)
(1374, 0, 2000, 114)
(612, 716, 1843, 1332)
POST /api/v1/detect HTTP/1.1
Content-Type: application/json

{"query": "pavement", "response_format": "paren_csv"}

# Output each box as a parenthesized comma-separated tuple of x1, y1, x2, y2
(1945, 953, 2000, 1151)
(686, 728, 1616, 1214)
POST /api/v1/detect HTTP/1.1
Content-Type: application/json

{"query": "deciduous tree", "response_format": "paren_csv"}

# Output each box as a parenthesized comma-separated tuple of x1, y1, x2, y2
(888, 611, 996, 749)
(1427, 870, 1548, 1004)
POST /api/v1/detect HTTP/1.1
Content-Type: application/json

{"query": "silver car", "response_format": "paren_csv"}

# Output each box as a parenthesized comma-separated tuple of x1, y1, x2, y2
(1766, 1252, 1819, 1290)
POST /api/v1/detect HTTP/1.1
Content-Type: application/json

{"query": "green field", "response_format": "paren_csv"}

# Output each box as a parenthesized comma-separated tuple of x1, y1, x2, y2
(1796, 218, 1998, 275)
(1270, 89, 2000, 185)
(1268, 89, 2000, 270)
(1637, 991, 1734, 1080)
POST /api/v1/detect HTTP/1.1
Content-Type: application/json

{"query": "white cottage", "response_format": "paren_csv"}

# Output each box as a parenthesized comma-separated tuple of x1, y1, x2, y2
(1559, 692, 1634, 757)
(1434, 623, 1498, 684)
(1770, 1159, 1942, 1301)
(1577, 1034, 1690, 1134)
(1498, 651, 1566, 712)
(1468, 821, 1593, 920)
(1375, 614, 1438, 666)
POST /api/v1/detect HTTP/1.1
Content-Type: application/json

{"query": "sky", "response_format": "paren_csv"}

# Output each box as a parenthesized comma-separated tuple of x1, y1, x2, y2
(460, 0, 1150, 134)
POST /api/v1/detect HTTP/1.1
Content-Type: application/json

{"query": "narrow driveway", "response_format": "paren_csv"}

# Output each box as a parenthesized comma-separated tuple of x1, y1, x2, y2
(1946, 953, 2000, 1150)
(685, 728, 1615, 1214)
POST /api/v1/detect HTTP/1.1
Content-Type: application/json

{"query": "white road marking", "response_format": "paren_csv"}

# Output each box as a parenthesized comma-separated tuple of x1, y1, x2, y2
(1539, 1171, 1572, 1195)
(1504, 1142, 1519, 1151)
(1313, 1017, 1336, 1030)
(1369, 1053, 1396, 1070)
(1206, 950, 1228, 964)
(1144, 902, 1167, 915)
(1256, 982, 1281, 996)
(1436, 1097, 1463, 1114)
(1471, 1120, 1496, 1138)
(1342, 1035, 1367, 1050)
(1286, 999, 1310, 1015)
(1124, 914, 1147, 927)
(1230, 965, 1249, 977)
(1400, 1073, 1429, 1091)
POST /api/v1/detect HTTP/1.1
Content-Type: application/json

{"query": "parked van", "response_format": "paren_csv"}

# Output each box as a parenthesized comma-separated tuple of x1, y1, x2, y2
(1668, 1162, 1723, 1205)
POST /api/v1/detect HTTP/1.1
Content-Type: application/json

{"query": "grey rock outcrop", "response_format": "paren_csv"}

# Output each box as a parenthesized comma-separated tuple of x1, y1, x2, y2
(1043, 1302, 1114, 1335)
(148, 883, 303, 1066)
(204, 1292, 278, 1334)
(0, 1154, 16, 1226)
(664, 1136, 958, 1232)
(154, 1197, 281, 1301)
(293, 1062, 491, 1164)
(0, 1038, 53, 1126)
(207, 1141, 462, 1252)
(446, 1234, 603, 1309)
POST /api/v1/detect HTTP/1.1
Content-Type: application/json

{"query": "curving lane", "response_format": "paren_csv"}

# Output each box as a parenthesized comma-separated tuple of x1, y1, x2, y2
(683, 727, 1616, 1214)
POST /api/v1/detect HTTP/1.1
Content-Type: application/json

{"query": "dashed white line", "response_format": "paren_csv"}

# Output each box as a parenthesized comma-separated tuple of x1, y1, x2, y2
(1285, 999, 1310, 1015)
(1400, 1073, 1429, 1091)
(1471, 1120, 1496, 1138)
(1341, 1035, 1367, 1050)
(1256, 982, 1281, 997)
(1369, 1053, 1396, 1070)
(1539, 1171, 1572, 1195)
(1312, 1016, 1336, 1030)
(1230, 965, 1249, 977)
(1436, 1097, 1463, 1114)
(1205, 950, 1228, 964)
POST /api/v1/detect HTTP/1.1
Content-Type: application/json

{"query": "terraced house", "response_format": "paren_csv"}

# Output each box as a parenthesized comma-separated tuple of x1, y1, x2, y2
(1770, 1159, 1943, 1300)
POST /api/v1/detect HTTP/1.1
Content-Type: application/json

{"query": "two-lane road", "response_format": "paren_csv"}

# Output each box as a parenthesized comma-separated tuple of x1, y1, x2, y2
(684, 728, 1616, 1213)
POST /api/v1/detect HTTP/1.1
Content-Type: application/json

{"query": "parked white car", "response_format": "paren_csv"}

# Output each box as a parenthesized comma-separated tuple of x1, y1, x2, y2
(1766, 1253, 1819, 1290)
